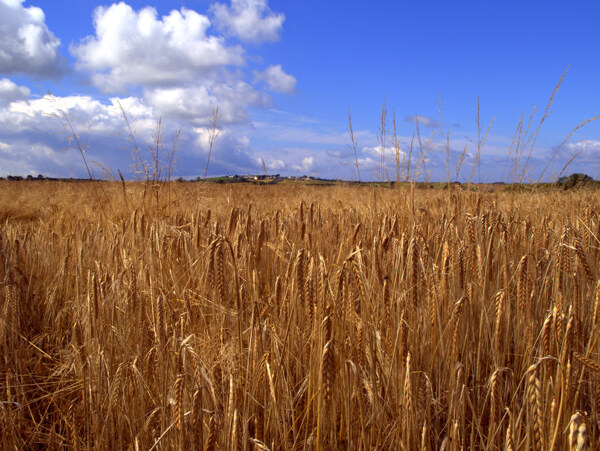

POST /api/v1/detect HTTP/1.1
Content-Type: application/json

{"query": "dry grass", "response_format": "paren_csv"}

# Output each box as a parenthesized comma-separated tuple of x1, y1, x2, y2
(1, 180, 600, 449)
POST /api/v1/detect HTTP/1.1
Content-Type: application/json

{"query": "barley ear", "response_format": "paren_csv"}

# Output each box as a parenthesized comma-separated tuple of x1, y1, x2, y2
(205, 414, 217, 451)
(192, 389, 203, 451)
(174, 376, 184, 433)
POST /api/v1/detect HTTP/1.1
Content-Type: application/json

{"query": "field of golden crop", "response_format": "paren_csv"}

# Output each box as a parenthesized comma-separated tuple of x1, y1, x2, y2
(1, 180, 599, 449)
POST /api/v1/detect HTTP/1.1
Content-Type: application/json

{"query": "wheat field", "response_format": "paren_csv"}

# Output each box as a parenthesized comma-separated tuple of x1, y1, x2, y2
(1, 180, 599, 449)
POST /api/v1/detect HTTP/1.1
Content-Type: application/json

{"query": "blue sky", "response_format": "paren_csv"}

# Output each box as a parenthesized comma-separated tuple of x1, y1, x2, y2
(1, 0, 599, 182)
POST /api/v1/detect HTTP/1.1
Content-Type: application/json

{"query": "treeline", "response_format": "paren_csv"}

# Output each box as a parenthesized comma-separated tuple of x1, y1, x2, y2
(1, 172, 597, 188)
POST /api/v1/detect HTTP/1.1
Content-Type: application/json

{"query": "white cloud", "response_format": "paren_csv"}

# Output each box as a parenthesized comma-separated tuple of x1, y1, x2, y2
(563, 140, 600, 163)
(0, 94, 156, 135)
(266, 158, 285, 170)
(254, 64, 296, 93)
(144, 85, 217, 122)
(209, 77, 272, 123)
(69, 3, 280, 126)
(0, 141, 73, 177)
(0, 94, 162, 177)
(0, 2, 300, 178)
(211, 0, 284, 43)
(405, 114, 440, 128)
(0, 92, 262, 178)
(0, 0, 66, 78)
(193, 125, 225, 152)
(357, 156, 377, 167)
(301, 156, 314, 171)
(362, 144, 406, 159)
(255, 156, 285, 171)
(70, 3, 244, 92)
(0, 78, 30, 104)
(144, 78, 271, 125)
(185, 127, 260, 176)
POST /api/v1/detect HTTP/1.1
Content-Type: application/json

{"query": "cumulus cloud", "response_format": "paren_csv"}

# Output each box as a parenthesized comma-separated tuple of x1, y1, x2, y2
(209, 77, 272, 122)
(70, 3, 244, 92)
(184, 128, 261, 176)
(254, 64, 296, 93)
(405, 114, 440, 128)
(0, 92, 268, 178)
(0, 0, 66, 78)
(145, 78, 271, 125)
(0, 78, 30, 104)
(562, 140, 600, 164)
(299, 156, 315, 171)
(356, 156, 378, 167)
(143, 85, 217, 122)
(362, 144, 406, 160)
(267, 158, 285, 170)
(0, 94, 156, 135)
(211, 0, 284, 43)
(0, 94, 165, 177)
(68, 3, 281, 126)
(0, 141, 74, 177)
(254, 157, 284, 171)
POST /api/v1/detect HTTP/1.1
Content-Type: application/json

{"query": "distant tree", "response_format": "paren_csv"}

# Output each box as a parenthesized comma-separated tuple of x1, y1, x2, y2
(557, 173, 594, 189)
